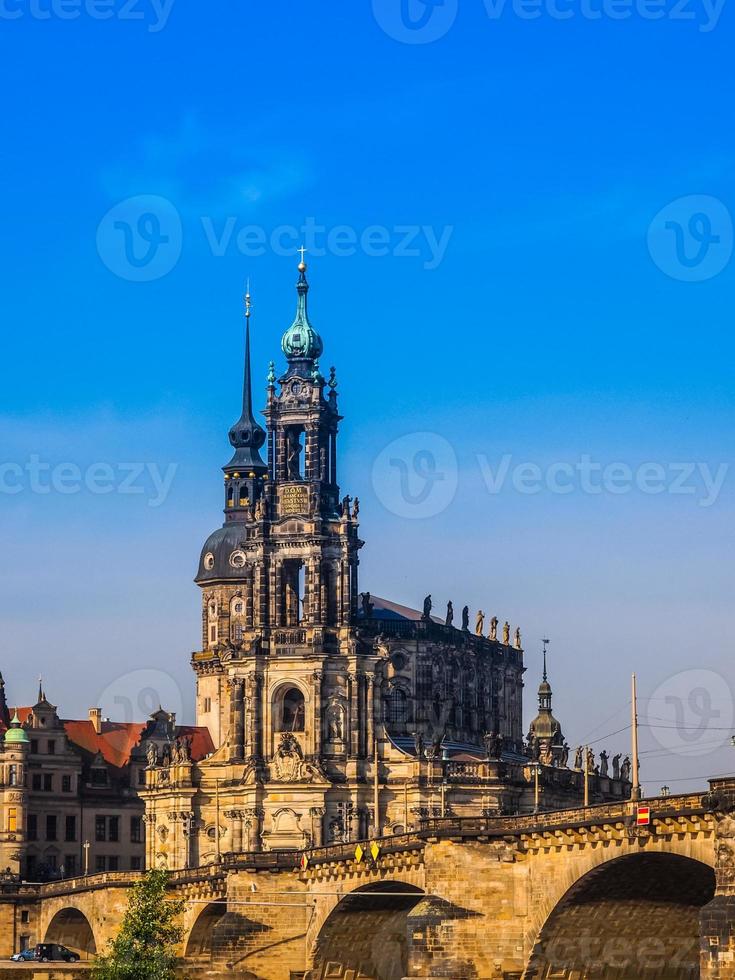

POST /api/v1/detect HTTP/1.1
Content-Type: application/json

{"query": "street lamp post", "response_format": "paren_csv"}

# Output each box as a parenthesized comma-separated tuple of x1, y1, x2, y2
(83, 840, 90, 876)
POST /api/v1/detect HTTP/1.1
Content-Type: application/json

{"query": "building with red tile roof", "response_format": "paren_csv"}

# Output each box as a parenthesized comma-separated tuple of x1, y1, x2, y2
(0, 678, 212, 882)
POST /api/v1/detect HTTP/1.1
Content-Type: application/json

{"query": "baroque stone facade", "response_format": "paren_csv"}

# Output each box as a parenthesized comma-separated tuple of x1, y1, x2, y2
(141, 263, 631, 868)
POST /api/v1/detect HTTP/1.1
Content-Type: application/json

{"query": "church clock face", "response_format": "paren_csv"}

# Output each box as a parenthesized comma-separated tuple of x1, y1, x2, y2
(291, 381, 302, 396)
(229, 550, 247, 569)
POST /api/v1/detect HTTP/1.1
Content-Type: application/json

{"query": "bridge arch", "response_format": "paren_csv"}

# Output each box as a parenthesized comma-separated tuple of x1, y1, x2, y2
(185, 902, 227, 963)
(44, 907, 97, 958)
(525, 851, 715, 979)
(310, 881, 424, 980)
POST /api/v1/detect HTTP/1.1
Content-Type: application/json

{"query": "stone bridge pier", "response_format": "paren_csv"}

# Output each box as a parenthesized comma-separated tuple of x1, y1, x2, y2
(700, 777, 735, 980)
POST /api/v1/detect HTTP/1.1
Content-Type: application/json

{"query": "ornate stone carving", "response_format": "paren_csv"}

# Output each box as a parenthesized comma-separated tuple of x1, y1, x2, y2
(271, 733, 327, 783)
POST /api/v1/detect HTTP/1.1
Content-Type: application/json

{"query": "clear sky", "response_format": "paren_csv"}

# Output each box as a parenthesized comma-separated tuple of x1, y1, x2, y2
(1, 0, 733, 793)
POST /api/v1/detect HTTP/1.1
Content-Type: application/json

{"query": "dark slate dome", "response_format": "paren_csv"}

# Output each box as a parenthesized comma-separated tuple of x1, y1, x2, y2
(195, 524, 250, 583)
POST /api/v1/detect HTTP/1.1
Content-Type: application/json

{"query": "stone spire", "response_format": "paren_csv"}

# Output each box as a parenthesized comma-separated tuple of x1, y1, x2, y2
(528, 639, 564, 748)
(280, 253, 324, 375)
(225, 283, 268, 477)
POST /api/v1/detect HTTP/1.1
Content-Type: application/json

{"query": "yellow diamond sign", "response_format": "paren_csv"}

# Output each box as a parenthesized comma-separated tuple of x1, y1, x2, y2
(354, 843, 364, 863)
(370, 842, 381, 862)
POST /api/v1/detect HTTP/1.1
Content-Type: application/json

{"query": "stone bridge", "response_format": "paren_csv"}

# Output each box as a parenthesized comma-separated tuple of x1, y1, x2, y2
(3, 777, 735, 980)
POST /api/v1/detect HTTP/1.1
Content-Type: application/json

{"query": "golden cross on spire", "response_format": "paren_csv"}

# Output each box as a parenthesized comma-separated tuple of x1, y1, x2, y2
(297, 245, 307, 269)
(245, 278, 251, 319)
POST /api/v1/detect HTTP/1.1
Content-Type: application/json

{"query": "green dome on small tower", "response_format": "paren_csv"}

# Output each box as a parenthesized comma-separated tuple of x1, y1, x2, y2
(4, 710, 29, 745)
(281, 256, 324, 366)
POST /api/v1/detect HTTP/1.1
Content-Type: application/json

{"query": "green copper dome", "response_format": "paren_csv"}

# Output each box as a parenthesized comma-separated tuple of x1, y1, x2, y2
(281, 261, 324, 363)
(4, 710, 29, 744)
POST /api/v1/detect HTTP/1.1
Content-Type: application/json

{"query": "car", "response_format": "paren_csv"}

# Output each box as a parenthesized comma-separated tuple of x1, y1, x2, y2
(33, 943, 80, 962)
(10, 948, 35, 962)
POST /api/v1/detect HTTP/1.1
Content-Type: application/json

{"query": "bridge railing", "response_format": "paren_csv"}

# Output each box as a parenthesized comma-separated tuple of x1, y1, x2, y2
(419, 791, 709, 837)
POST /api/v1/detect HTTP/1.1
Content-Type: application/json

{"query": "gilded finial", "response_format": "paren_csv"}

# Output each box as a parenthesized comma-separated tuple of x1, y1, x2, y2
(245, 278, 252, 319)
(297, 245, 307, 272)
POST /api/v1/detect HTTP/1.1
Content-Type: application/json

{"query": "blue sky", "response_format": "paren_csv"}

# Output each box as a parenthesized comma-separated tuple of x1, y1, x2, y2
(1, 0, 733, 792)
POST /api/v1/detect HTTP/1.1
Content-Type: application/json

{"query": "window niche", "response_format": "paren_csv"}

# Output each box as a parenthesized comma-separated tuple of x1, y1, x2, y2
(276, 687, 306, 733)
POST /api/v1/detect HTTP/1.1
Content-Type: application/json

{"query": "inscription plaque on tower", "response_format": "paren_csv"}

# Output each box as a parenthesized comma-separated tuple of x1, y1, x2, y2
(280, 483, 309, 516)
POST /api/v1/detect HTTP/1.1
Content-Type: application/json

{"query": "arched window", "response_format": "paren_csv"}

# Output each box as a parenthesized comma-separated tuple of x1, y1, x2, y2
(280, 688, 305, 732)
(387, 688, 407, 725)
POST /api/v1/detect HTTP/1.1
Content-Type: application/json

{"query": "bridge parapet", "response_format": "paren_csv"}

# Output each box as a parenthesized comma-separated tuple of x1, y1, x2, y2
(421, 791, 709, 838)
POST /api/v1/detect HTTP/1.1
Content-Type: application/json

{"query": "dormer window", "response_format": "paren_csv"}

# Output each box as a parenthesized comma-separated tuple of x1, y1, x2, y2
(91, 767, 108, 786)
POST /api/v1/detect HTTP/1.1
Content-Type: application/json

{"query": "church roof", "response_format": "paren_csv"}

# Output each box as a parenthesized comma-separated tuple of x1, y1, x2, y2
(358, 595, 444, 624)
(195, 522, 251, 583)
(281, 260, 324, 367)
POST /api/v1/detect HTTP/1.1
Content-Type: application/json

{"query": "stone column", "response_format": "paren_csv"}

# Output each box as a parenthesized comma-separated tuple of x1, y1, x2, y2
(246, 568, 254, 629)
(231, 679, 245, 760)
(348, 672, 359, 758)
(245, 673, 256, 758)
(701, 778, 735, 978)
(255, 563, 267, 628)
(274, 561, 284, 627)
(257, 672, 264, 759)
(349, 803, 361, 842)
(166, 812, 179, 869)
(339, 557, 349, 626)
(306, 422, 319, 481)
(312, 559, 322, 624)
(366, 675, 375, 758)
(311, 671, 323, 758)
(143, 813, 156, 869)
(244, 808, 262, 852)
(230, 810, 245, 854)
(320, 565, 329, 626)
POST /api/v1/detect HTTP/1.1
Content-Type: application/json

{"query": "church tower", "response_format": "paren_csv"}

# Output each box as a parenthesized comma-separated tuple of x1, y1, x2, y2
(193, 259, 363, 773)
